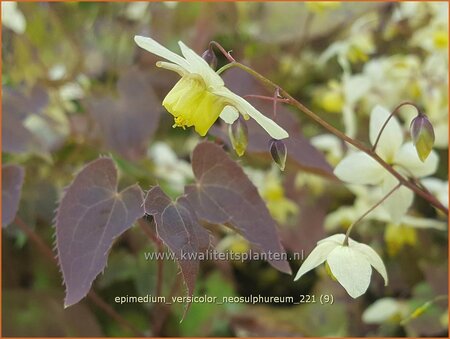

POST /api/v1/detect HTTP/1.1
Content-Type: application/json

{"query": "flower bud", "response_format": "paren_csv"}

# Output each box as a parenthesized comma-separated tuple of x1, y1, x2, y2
(229, 116, 248, 157)
(410, 113, 435, 162)
(269, 138, 287, 171)
(201, 47, 217, 70)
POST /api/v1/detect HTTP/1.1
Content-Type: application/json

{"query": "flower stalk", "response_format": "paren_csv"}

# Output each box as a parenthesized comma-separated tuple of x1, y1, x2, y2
(343, 182, 402, 246)
(217, 61, 448, 215)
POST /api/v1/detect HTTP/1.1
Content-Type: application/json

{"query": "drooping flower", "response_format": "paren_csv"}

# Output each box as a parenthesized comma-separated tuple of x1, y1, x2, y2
(294, 234, 388, 298)
(334, 105, 438, 223)
(134, 36, 288, 139)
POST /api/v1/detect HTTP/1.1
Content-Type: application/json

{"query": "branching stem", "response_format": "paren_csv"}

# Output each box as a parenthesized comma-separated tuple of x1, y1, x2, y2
(217, 61, 448, 215)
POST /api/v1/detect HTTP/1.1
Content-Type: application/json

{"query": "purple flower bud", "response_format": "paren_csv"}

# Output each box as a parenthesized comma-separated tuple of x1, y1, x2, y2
(229, 116, 248, 157)
(269, 138, 287, 171)
(410, 113, 435, 162)
(201, 48, 217, 70)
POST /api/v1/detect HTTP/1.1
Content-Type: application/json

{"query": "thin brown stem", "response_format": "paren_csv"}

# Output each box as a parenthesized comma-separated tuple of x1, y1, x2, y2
(14, 216, 55, 261)
(87, 291, 145, 337)
(243, 94, 290, 103)
(343, 183, 402, 246)
(217, 62, 448, 215)
(372, 101, 421, 152)
(209, 41, 235, 63)
(137, 218, 165, 331)
(13, 216, 145, 337)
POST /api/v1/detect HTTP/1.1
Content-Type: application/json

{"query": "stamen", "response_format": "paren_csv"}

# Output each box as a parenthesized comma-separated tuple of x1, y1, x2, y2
(172, 116, 189, 129)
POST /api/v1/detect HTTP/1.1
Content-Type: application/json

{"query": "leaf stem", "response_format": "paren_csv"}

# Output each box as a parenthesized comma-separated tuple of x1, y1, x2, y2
(343, 183, 402, 246)
(13, 216, 145, 337)
(217, 62, 448, 215)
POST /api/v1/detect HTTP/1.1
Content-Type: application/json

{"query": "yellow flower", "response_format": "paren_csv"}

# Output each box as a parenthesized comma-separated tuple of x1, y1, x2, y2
(433, 29, 448, 49)
(305, 2, 341, 14)
(261, 172, 298, 225)
(134, 36, 288, 139)
(384, 224, 417, 257)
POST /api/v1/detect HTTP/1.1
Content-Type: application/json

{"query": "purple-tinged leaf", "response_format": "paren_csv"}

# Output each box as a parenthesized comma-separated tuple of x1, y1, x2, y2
(185, 141, 292, 275)
(3, 85, 49, 120)
(2, 85, 49, 154)
(2, 165, 25, 227)
(55, 158, 144, 307)
(144, 186, 210, 317)
(87, 68, 162, 161)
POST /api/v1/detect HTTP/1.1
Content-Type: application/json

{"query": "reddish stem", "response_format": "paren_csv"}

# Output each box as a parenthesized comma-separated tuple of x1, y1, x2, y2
(209, 41, 235, 63)
(243, 94, 290, 103)
(218, 61, 447, 215)
(372, 101, 421, 152)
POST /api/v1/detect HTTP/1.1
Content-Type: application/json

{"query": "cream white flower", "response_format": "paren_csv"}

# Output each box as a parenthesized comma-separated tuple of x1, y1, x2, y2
(362, 297, 408, 324)
(294, 234, 388, 298)
(148, 142, 193, 192)
(421, 178, 449, 209)
(1, 2, 26, 34)
(325, 185, 447, 232)
(134, 36, 288, 140)
(334, 105, 438, 223)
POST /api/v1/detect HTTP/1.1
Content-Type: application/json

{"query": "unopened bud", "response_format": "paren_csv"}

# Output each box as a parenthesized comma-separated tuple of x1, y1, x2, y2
(269, 138, 287, 171)
(410, 113, 435, 162)
(201, 47, 217, 70)
(229, 116, 248, 157)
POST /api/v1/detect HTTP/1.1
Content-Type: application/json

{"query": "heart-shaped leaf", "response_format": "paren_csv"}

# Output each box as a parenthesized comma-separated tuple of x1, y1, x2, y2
(87, 68, 162, 161)
(185, 141, 291, 274)
(2, 165, 25, 227)
(144, 186, 210, 317)
(55, 157, 144, 307)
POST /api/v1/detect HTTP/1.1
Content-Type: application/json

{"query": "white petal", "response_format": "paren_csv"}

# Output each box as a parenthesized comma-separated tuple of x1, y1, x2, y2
(343, 74, 371, 105)
(294, 241, 339, 281)
(317, 233, 346, 245)
(134, 36, 190, 70)
(156, 61, 187, 76)
(394, 142, 439, 178)
(342, 104, 356, 138)
(369, 105, 403, 161)
(213, 88, 289, 140)
(327, 246, 372, 298)
(334, 152, 386, 185)
(219, 105, 239, 124)
(177, 41, 224, 88)
(352, 242, 388, 286)
(2, 2, 26, 34)
(401, 215, 447, 230)
(381, 175, 414, 223)
(362, 298, 402, 324)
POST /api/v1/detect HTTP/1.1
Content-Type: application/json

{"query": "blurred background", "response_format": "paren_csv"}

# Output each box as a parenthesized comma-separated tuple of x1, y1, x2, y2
(2, 1, 448, 337)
